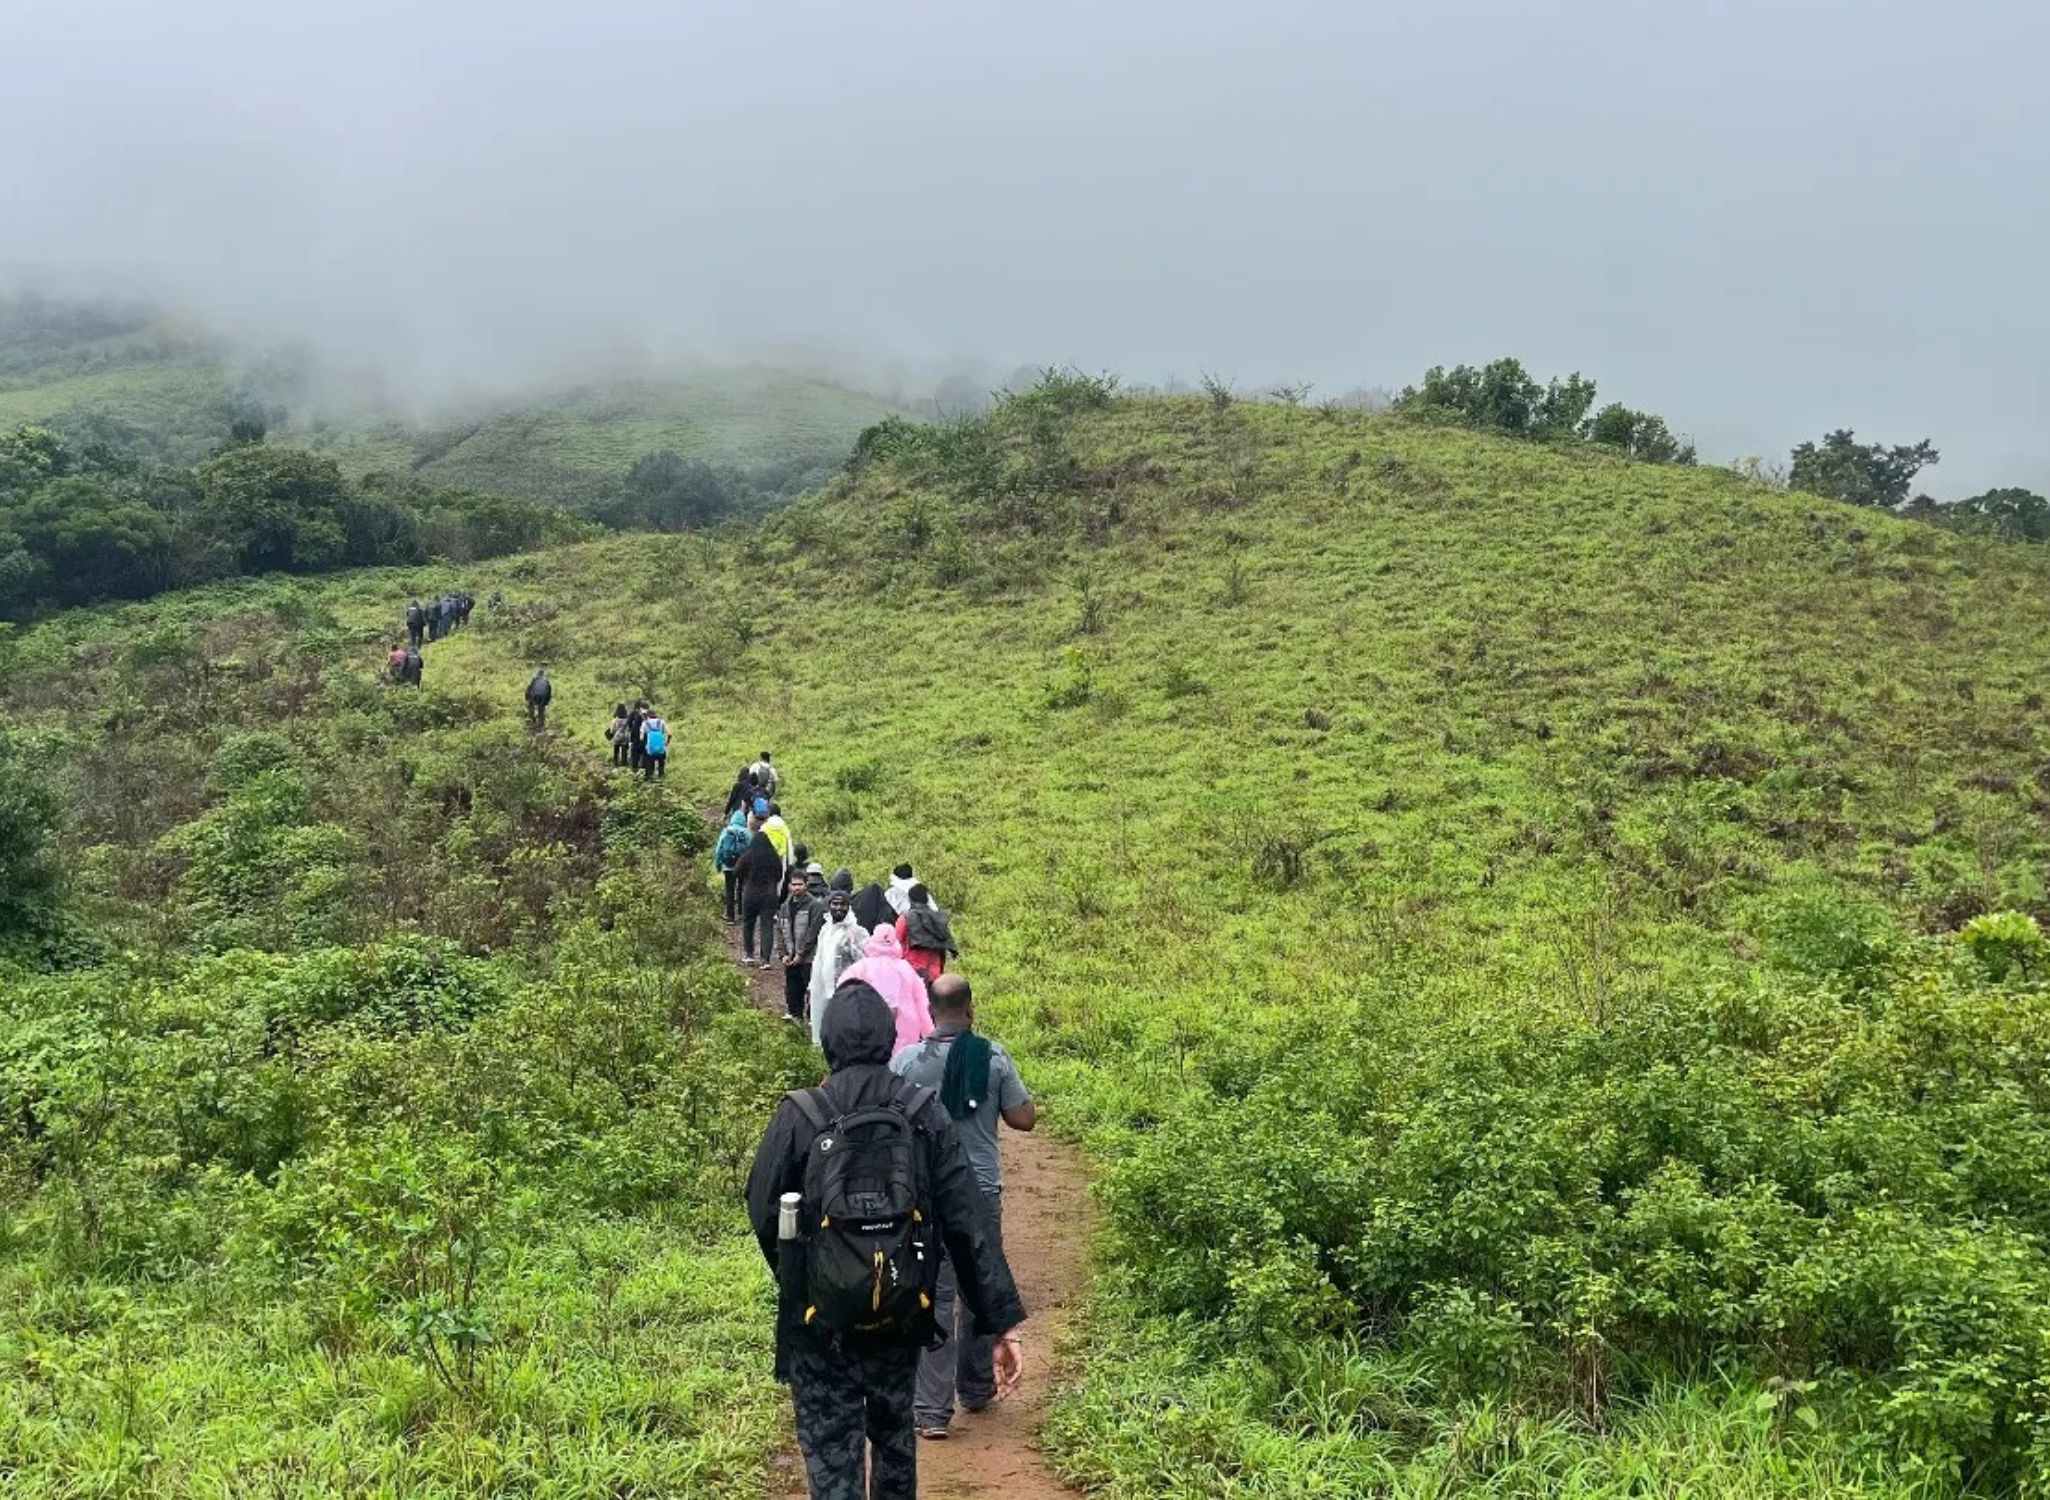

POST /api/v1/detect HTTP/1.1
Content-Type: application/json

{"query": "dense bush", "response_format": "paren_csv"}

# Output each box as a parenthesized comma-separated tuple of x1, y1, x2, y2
(1105, 919, 2050, 1487)
(0, 424, 593, 619)
(1393, 358, 1696, 467)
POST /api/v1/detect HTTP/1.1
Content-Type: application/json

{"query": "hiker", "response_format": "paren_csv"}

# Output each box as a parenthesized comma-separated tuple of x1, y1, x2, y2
(724, 766, 759, 816)
(785, 843, 813, 904)
(891, 974, 1036, 1441)
(762, 803, 793, 871)
(405, 601, 425, 649)
(525, 670, 552, 729)
(746, 983, 1025, 1500)
(641, 710, 668, 780)
(850, 880, 896, 935)
(625, 701, 648, 772)
(606, 703, 630, 768)
(885, 864, 918, 918)
(386, 642, 410, 683)
(736, 816, 786, 966)
(457, 592, 474, 627)
(750, 751, 780, 798)
(439, 596, 458, 636)
(774, 868, 828, 1023)
(896, 884, 958, 985)
(714, 808, 751, 922)
(405, 647, 424, 686)
(808, 887, 869, 1045)
(839, 926, 934, 1054)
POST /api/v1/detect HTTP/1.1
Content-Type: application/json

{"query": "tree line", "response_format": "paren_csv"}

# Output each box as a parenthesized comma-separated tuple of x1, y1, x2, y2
(1394, 357, 2046, 543)
(0, 423, 593, 619)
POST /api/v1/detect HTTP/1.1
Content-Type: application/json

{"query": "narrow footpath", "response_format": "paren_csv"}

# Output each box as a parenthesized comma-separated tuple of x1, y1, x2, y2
(726, 929, 1092, 1500)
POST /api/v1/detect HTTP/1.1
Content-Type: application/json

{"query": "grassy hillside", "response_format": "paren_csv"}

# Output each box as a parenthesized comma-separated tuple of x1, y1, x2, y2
(411, 388, 2050, 1494)
(0, 297, 899, 504)
(299, 371, 898, 507)
(9, 386, 2050, 1494)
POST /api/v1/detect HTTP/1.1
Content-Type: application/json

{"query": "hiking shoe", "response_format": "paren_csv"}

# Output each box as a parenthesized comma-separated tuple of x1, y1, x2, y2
(918, 1426, 949, 1441)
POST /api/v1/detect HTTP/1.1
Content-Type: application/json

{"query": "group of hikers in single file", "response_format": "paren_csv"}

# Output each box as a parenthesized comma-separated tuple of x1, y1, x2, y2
(727, 757, 1028, 1500)
(384, 590, 479, 687)
(381, 600, 1031, 1498)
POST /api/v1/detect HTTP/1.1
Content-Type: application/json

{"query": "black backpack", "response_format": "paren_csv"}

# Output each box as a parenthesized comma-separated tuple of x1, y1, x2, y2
(788, 1083, 939, 1339)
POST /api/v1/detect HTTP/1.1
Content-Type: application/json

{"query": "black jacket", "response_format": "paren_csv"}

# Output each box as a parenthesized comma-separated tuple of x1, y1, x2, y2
(745, 984, 1025, 1344)
(724, 776, 757, 815)
(735, 829, 784, 896)
(850, 882, 894, 934)
(526, 673, 552, 705)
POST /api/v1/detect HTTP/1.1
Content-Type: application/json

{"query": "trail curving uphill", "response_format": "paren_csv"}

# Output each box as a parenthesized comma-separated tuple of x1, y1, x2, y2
(724, 924, 1092, 1500)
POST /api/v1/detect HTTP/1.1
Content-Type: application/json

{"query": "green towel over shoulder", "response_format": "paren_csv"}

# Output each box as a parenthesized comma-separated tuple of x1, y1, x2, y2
(940, 1030, 994, 1120)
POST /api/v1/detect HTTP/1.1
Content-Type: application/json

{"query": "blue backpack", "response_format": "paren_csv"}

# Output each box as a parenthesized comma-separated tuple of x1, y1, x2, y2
(715, 822, 749, 870)
(644, 721, 668, 755)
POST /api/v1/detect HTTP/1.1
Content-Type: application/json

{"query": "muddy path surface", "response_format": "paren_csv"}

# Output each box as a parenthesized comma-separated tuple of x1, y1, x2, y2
(722, 919, 1093, 1499)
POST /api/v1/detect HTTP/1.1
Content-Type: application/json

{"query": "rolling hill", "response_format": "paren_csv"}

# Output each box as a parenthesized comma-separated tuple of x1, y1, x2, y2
(0, 296, 901, 506)
(6, 384, 2050, 1495)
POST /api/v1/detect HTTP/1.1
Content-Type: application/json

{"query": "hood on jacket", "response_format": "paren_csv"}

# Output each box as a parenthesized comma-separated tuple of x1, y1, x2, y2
(830, 867, 854, 893)
(821, 982, 895, 1068)
(726, 808, 747, 829)
(863, 926, 906, 961)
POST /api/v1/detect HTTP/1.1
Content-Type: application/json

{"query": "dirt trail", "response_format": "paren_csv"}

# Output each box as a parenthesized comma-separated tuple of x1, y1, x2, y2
(721, 922, 1092, 1500)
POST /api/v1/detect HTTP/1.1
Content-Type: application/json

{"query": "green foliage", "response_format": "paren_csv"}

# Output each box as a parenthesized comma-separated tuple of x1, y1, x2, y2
(1790, 429, 1940, 509)
(1587, 401, 1697, 465)
(1395, 358, 1599, 442)
(0, 729, 64, 950)
(0, 424, 590, 620)
(1943, 487, 2050, 544)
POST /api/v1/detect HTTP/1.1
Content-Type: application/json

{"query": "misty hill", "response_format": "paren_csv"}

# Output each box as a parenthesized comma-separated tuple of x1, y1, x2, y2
(297, 369, 897, 509)
(8, 385, 2050, 1493)
(0, 296, 898, 509)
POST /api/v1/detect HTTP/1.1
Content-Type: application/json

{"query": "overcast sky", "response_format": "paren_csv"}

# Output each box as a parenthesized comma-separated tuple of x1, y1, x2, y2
(4, 0, 2044, 493)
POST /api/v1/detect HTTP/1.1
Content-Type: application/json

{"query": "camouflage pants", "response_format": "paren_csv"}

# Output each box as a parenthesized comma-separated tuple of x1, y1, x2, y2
(788, 1337, 921, 1500)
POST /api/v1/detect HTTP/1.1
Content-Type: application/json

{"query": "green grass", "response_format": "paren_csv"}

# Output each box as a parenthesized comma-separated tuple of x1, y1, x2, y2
(11, 389, 2050, 1493)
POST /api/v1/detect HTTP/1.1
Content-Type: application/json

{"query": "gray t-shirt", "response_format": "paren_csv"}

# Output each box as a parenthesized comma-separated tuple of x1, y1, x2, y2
(889, 1026, 1030, 1194)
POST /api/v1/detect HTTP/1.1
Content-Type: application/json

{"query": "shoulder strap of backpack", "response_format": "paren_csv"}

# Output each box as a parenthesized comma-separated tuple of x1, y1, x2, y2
(787, 1087, 832, 1133)
(891, 1083, 936, 1125)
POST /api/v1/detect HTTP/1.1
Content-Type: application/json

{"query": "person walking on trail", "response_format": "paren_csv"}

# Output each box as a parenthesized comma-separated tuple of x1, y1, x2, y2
(745, 983, 1025, 1500)
(714, 808, 751, 923)
(750, 751, 780, 799)
(885, 864, 918, 918)
(774, 868, 828, 1023)
(386, 643, 410, 684)
(405, 647, 424, 686)
(405, 601, 425, 649)
(724, 766, 758, 816)
(808, 887, 869, 1045)
(850, 880, 895, 936)
(890, 974, 1036, 1442)
(606, 704, 631, 768)
(762, 803, 793, 871)
(641, 711, 668, 780)
(839, 926, 934, 1054)
(736, 817, 786, 967)
(895, 884, 958, 986)
(525, 670, 552, 730)
(625, 702, 648, 773)
(457, 592, 474, 627)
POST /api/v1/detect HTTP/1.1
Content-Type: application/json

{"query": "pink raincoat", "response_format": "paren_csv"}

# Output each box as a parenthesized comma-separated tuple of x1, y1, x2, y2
(838, 926, 933, 1054)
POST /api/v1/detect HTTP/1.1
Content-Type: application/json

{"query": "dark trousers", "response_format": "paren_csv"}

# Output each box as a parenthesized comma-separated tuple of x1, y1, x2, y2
(527, 702, 547, 730)
(789, 1338, 920, 1500)
(784, 961, 811, 1019)
(407, 625, 422, 648)
(917, 1191, 1002, 1429)
(723, 870, 741, 921)
(741, 892, 776, 961)
(643, 752, 665, 781)
(611, 739, 629, 767)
